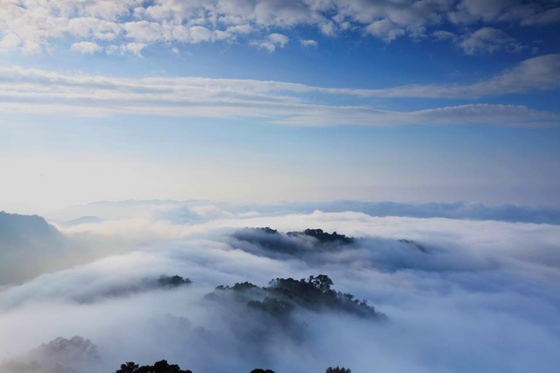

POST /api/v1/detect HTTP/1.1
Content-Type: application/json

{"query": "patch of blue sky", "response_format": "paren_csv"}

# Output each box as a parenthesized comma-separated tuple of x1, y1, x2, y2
(0, 0, 559, 209)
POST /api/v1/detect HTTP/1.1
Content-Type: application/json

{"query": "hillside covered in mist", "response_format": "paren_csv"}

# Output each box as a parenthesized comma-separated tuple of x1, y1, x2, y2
(0, 211, 126, 285)
(1, 201, 559, 372)
(0, 211, 69, 284)
(1, 273, 373, 373)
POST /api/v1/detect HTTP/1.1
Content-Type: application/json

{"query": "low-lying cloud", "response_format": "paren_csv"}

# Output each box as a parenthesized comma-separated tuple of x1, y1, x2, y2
(1, 201, 559, 372)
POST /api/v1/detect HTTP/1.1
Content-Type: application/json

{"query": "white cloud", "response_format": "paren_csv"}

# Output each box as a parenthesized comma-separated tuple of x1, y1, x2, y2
(450, 0, 560, 26)
(106, 42, 146, 56)
(122, 21, 164, 43)
(319, 21, 337, 36)
(449, 0, 514, 24)
(366, 19, 405, 42)
(0, 0, 557, 54)
(251, 41, 275, 52)
(67, 18, 122, 41)
(277, 103, 560, 128)
(469, 54, 560, 93)
(189, 26, 230, 43)
(122, 42, 146, 56)
(0, 60, 558, 127)
(432, 30, 457, 42)
(521, 7, 560, 25)
(0, 33, 22, 51)
(1, 205, 559, 372)
(460, 27, 523, 55)
(226, 24, 254, 35)
(338, 54, 560, 98)
(70, 41, 102, 54)
(268, 33, 289, 47)
(300, 39, 318, 47)
(189, 26, 214, 43)
(251, 33, 289, 52)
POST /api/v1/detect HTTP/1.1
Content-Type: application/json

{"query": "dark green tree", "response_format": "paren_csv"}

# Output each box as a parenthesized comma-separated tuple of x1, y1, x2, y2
(326, 366, 351, 373)
(115, 360, 192, 373)
(308, 274, 334, 293)
(116, 362, 139, 373)
(157, 275, 192, 288)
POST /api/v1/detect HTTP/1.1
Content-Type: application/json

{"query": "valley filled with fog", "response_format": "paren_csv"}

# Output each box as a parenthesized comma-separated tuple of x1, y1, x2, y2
(1, 200, 559, 373)
(2, 0, 559, 371)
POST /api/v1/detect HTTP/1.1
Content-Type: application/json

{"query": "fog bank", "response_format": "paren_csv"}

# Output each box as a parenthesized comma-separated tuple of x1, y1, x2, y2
(1, 202, 559, 372)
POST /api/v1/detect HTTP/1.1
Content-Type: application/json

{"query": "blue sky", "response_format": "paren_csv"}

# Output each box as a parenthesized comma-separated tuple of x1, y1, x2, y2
(1, 0, 559, 213)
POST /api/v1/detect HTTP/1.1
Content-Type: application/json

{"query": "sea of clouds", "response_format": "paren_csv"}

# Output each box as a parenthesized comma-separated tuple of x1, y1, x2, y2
(1, 200, 559, 373)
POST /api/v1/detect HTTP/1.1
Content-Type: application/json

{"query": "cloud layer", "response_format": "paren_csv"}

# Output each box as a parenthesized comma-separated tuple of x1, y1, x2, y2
(1, 54, 559, 127)
(1, 201, 559, 372)
(0, 1, 558, 55)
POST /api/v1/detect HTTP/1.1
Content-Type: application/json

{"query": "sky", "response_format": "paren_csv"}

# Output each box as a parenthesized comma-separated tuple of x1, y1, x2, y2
(1, 0, 560, 213)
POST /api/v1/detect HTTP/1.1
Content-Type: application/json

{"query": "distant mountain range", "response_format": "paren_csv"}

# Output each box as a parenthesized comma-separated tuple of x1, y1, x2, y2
(0, 211, 63, 246)
(47, 200, 560, 225)
(0, 211, 117, 285)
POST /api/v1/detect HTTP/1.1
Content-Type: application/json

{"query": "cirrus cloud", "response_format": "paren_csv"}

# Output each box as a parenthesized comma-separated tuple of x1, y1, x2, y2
(0, 56, 558, 127)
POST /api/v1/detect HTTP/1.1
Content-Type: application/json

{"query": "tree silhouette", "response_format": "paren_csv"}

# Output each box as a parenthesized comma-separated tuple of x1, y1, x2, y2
(116, 362, 139, 373)
(326, 367, 351, 373)
(308, 274, 334, 293)
(115, 360, 192, 373)
(210, 274, 383, 319)
(157, 275, 192, 288)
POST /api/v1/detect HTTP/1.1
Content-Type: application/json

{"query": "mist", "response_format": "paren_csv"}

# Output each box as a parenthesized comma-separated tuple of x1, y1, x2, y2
(1, 201, 559, 372)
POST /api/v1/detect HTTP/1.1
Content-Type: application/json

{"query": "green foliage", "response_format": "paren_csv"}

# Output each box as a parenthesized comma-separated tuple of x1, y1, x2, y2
(326, 366, 351, 373)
